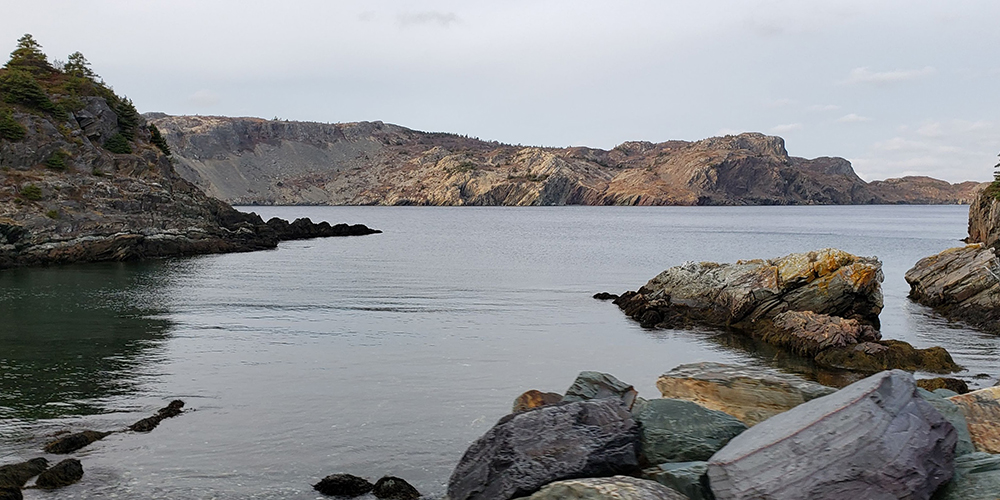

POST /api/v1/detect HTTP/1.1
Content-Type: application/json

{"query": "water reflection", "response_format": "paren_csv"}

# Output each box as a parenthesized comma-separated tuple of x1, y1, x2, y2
(0, 262, 173, 420)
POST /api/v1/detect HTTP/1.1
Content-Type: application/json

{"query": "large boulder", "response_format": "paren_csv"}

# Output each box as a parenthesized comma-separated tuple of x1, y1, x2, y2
(642, 462, 713, 500)
(313, 473, 374, 497)
(631, 398, 747, 463)
(707, 370, 956, 500)
(0, 458, 48, 488)
(757, 310, 881, 356)
(655, 362, 836, 426)
(933, 452, 1000, 500)
(905, 244, 1000, 334)
(947, 387, 1000, 454)
(34, 459, 84, 489)
(447, 398, 641, 500)
(372, 476, 421, 500)
(563, 371, 638, 410)
(918, 388, 976, 456)
(513, 476, 686, 500)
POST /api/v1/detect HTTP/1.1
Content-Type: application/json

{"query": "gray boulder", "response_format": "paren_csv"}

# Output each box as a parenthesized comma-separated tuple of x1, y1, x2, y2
(563, 371, 638, 410)
(72, 96, 119, 144)
(514, 476, 687, 500)
(642, 461, 713, 500)
(708, 370, 956, 500)
(447, 398, 641, 500)
(933, 452, 1000, 500)
(918, 388, 975, 456)
(632, 399, 746, 463)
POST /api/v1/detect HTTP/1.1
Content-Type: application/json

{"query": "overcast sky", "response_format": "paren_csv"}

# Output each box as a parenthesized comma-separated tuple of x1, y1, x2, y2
(4, 0, 998, 182)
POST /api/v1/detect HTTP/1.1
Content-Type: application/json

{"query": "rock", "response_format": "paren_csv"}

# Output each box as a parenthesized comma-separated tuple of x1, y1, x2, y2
(313, 473, 374, 497)
(372, 476, 421, 500)
(708, 370, 956, 500)
(129, 399, 186, 432)
(642, 462, 713, 500)
(0, 487, 21, 500)
(757, 310, 881, 357)
(631, 398, 746, 464)
(593, 292, 619, 301)
(43, 430, 112, 454)
(514, 476, 687, 500)
(157, 399, 185, 418)
(905, 243, 1000, 335)
(813, 340, 960, 374)
(918, 378, 970, 394)
(948, 387, 1000, 454)
(562, 371, 638, 410)
(447, 398, 641, 500)
(512, 390, 563, 413)
(917, 388, 976, 456)
(34, 459, 84, 489)
(0, 458, 48, 488)
(655, 362, 836, 426)
(933, 452, 1000, 500)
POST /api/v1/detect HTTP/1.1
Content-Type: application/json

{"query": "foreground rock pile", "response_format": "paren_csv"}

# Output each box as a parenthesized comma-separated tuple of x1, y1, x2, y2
(441, 367, 1000, 500)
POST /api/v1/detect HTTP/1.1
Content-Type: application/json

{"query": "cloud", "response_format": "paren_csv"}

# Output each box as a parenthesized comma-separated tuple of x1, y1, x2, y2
(397, 11, 459, 28)
(187, 89, 219, 107)
(770, 123, 803, 133)
(807, 104, 840, 112)
(836, 113, 872, 123)
(841, 66, 936, 85)
(765, 98, 795, 108)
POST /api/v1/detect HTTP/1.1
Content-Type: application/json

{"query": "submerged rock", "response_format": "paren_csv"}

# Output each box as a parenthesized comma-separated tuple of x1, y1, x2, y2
(512, 390, 563, 413)
(813, 339, 960, 374)
(631, 398, 746, 464)
(0, 458, 48, 488)
(313, 473, 374, 497)
(707, 370, 956, 500)
(514, 476, 686, 500)
(562, 371, 638, 410)
(129, 399, 185, 432)
(34, 459, 84, 489)
(372, 476, 421, 500)
(43, 430, 112, 454)
(655, 362, 836, 426)
(447, 398, 640, 500)
(642, 462, 712, 500)
(947, 387, 1000, 454)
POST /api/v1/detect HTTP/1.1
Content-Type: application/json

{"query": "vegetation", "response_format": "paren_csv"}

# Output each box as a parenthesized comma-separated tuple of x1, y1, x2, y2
(104, 133, 131, 154)
(987, 153, 1000, 200)
(148, 124, 170, 155)
(45, 209, 59, 219)
(19, 184, 42, 201)
(0, 107, 25, 140)
(45, 149, 68, 170)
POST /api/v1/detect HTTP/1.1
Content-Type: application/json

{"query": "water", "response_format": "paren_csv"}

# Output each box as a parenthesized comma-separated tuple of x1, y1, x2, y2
(1, 205, 998, 499)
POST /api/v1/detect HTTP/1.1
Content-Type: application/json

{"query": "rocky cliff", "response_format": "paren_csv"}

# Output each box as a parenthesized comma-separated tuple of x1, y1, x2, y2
(149, 114, 985, 206)
(0, 41, 377, 269)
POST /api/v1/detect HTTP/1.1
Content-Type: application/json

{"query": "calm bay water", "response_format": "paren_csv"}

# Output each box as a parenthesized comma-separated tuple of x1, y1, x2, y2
(1, 205, 998, 499)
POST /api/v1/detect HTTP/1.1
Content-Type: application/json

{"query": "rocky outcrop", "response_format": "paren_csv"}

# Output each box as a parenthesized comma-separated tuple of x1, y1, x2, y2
(631, 398, 747, 464)
(447, 398, 641, 500)
(43, 430, 112, 454)
(372, 476, 421, 500)
(707, 370, 956, 500)
(655, 363, 836, 426)
(947, 387, 1000, 454)
(0, 458, 48, 489)
(512, 390, 563, 413)
(129, 399, 184, 432)
(34, 459, 84, 489)
(513, 476, 686, 500)
(148, 114, 983, 207)
(918, 388, 976, 457)
(562, 371, 638, 410)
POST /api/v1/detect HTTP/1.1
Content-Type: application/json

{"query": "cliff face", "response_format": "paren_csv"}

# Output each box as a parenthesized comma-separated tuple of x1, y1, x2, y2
(150, 114, 984, 206)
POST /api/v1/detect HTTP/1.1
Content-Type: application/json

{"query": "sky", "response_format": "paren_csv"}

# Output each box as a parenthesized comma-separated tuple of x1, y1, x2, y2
(3, 0, 998, 182)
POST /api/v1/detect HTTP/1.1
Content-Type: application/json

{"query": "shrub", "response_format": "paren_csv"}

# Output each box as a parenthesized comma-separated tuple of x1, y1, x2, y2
(45, 150, 68, 170)
(45, 209, 59, 219)
(0, 108, 26, 140)
(148, 124, 171, 155)
(104, 133, 131, 154)
(20, 184, 42, 200)
(0, 69, 55, 111)
(5, 34, 54, 75)
(113, 96, 139, 141)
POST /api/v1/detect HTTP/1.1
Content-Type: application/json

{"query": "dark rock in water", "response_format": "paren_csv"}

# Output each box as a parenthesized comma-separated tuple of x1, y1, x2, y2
(933, 452, 1000, 500)
(512, 390, 563, 413)
(708, 370, 956, 500)
(756, 310, 881, 357)
(129, 399, 186, 432)
(265, 218, 381, 241)
(34, 459, 84, 489)
(0, 458, 48, 488)
(43, 430, 112, 454)
(562, 371, 638, 410)
(813, 339, 960, 374)
(918, 377, 970, 394)
(905, 243, 1000, 335)
(129, 416, 161, 433)
(0, 487, 22, 500)
(447, 398, 641, 500)
(313, 473, 374, 497)
(642, 462, 713, 500)
(157, 399, 185, 418)
(632, 398, 746, 464)
(515, 476, 687, 500)
(593, 292, 619, 301)
(917, 388, 975, 456)
(372, 476, 421, 500)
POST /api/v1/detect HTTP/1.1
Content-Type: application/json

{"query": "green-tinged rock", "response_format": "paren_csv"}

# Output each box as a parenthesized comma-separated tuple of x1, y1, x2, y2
(632, 399, 746, 464)
(0, 458, 48, 488)
(813, 340, 960, 374)
(34, 459, 83, 489)
(917, 388, 975, 456)
(515, 476, 687, 500)
(933, 452, 1000, 500)
(643, 462, 713, 500)
(563, 371, 638, 410)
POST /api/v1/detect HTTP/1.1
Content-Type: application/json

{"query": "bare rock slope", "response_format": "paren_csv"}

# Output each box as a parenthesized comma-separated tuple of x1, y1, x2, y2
(149, 115, 985, 206)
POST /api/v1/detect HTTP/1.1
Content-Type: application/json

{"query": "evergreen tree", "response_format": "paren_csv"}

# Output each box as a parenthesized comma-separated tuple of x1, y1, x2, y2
(148, 124, 171, 155)
(5, 34, 54, 74)
(104, 133, 131, 154)
(114, 96, 140, 140)
(0, 108, 26, 140)
(64, 51, 97, 79)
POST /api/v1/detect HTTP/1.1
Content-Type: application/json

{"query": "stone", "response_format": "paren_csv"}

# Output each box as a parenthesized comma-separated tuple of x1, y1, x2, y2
(918, 378, 970, 394)
(313, 473, 374, 497)
(631, 398, 746, 463)
(447, 398, 641, 500)
(512, 390, 563, 413)
(593, 292, 619, 301)
(0, 458, 48, 488)
(0, 487, 21, 500)
(708, 370, 956, 500)
(43, 430, 112, 454)
(757, 310, 881, 356)
(642, 462, 712, 500)
(948, 386, 1000, 454)
(562, 371, 638, 410)
(905, 242, 1000, 335)
(372, 476, 421, 500)
(655, 362, 836, 426)
(129, 399, 186, 432)
(917, 388, 976, 456)
(34, 459, 84, 489)
(933, 452, 1000, 500)
(813, 340, 960, 374)
(514, 476, 687, 500)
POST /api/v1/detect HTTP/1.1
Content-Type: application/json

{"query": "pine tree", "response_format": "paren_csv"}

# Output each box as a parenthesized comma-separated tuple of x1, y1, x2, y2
(64, 51, 96, 79)
(5, 34, 54, 74)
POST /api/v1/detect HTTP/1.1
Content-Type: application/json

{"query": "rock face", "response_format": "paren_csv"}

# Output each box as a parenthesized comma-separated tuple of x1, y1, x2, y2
(917, 388, 976, 456)
(655, 362, 836, 426)
(631, 398, 747, 463)
(707, 370, 956, 500)
(34, 458, 84, 489)
(947, 387, 1000, 454)
(0, 487, 21, 500)
(447, 398, 641, 500)
(148, 114, 982, 207)
(513, 476, 687, 500)
(562, 371, 638, 410)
